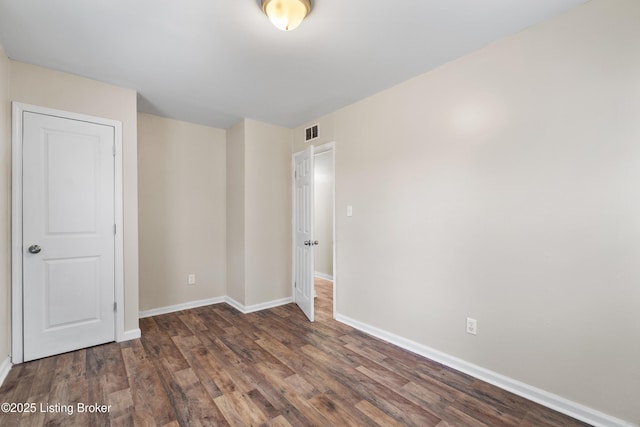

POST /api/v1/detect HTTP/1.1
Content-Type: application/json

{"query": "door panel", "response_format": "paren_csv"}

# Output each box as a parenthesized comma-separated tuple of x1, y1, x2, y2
(46, 133, 100, 234)
(23, 111, 116, 361)
(294, 146, 314, 321)
(45, 257, 101, 328)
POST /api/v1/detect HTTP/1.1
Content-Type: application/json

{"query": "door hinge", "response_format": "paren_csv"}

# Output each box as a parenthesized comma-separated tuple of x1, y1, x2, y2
(114, 224, 116, 235)
(294, 170, 297, 179)
(113, 143, 116, 157)
(114, 302, 117, 312)
(294, 281, 297, 288)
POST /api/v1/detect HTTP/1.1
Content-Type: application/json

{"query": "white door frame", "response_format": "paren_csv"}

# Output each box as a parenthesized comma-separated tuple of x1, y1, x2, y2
(11, 102, 125, 364)
(292, 141, 336, 318)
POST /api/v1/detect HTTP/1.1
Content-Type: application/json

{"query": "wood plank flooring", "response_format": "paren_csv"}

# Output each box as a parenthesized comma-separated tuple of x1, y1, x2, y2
(0, 278, 591, 426)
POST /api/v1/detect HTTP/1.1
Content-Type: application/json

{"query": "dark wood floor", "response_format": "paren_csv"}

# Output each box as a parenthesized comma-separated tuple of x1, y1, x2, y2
(0, 278, 590, 426)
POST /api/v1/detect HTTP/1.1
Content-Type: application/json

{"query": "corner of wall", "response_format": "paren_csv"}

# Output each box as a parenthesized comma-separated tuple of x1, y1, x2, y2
(225, 119, 246, 304)
(243, 120, 293, 306)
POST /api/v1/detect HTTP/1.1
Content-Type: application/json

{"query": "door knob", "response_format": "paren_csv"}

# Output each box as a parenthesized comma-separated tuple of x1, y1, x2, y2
(28, 245, 41, 254)
(304, 240, 311, 246)
(313, 240, 319, 246)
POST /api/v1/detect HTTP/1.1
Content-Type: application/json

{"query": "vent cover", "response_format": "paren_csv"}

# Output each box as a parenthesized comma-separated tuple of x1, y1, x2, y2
(305, 124, 319, 142)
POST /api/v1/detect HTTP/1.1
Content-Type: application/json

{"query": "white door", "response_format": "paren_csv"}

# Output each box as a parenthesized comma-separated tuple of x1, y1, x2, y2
(22, 111, 116, 361)
(294, 146, 315, 321)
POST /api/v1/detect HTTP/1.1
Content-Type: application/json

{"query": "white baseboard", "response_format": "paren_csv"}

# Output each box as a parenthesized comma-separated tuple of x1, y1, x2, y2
(243, 297, 293, 314)
(120, 328, 141, 341)
(0, 357, 12, 388)
(225, 296, 293, 314)
(224, 296, 245, 313)
(314, 272, 333, 281)
(138, 295, 293, 319)
(335, 313, 636, 427)
(139, 296, 226, 319)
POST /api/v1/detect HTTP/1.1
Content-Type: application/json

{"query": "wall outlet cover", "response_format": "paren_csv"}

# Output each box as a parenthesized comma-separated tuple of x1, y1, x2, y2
(466, 317, 477, 335)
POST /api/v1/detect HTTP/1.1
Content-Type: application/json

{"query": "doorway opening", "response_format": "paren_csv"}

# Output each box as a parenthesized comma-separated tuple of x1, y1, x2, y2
(313, 144, 335, 321)
(292, 142, 335, 322)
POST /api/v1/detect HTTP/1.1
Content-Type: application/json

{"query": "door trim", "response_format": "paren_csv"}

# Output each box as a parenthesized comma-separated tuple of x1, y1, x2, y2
(291, 141, 336, 318)
(11, 102, 125, 364)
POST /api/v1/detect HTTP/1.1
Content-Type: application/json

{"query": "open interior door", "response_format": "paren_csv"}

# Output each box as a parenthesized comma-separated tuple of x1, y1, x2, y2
(293, 145, 315, 321)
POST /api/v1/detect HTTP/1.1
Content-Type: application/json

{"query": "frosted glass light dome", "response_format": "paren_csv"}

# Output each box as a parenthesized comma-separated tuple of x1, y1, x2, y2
(262, 0, 311, 31)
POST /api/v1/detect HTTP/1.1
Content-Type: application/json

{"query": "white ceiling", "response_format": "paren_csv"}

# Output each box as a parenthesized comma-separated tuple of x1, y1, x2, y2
(0, 0, 587, 129)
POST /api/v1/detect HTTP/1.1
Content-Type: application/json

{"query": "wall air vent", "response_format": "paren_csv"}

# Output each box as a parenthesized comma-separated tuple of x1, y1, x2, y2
(305, 124, 319, 142)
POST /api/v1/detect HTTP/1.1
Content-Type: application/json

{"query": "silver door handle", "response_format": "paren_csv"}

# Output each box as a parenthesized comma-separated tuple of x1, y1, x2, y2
(28, 244, 41, 254)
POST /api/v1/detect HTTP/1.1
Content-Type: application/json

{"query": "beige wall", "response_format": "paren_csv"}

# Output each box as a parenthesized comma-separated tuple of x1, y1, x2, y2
(138, 116, 291, 311)
(294, 0, 640, 423)
(244, 119, 292, 306)
(0, 45, 10, 361)
(138, 113, 226, 311)
(226, 119, 292, 307)
(9, 61, 140, 333)
(314, 151, 333, 277)
(226, 120, 246, 304)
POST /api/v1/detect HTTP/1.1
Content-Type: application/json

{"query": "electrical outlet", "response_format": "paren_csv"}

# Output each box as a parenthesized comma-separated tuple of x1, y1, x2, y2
(188, 274, 196, 285)
(466, 317, 477, 335)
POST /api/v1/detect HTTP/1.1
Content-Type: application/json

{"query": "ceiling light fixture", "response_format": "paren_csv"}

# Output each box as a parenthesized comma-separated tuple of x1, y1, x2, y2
(262, 0, 311, 32)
